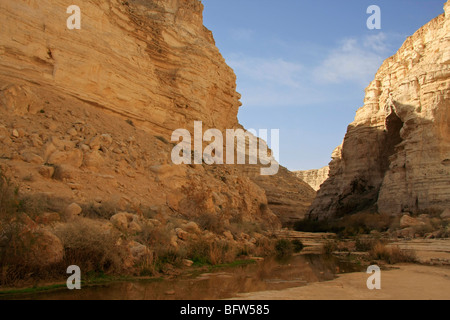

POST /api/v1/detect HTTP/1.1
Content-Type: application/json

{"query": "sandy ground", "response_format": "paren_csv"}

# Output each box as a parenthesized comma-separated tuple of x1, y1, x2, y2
(233, 264, 450, 300)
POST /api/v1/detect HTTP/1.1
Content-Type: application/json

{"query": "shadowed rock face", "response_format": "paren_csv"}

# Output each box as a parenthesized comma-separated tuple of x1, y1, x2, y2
(309, 1, 450, 220)
(0, 0, 314, 226)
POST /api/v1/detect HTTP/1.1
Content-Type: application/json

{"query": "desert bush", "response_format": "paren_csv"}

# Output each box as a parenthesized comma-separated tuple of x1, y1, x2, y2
(369, 242, 416, 264)
(355, 237, 379, 252)
(55, 221, 126, 274)
(274, 239, 294, 257)
(252, 237, 276, 257)
(322, 240, 338, 255)
(186, 237, 236, 266)
(195, 213, 225, 234)
(295, 212, 394, 237)
(294, 218, 333, 233)
(0, 171, 33, 284)
(291, 240, 304, 253)
(82, 202, 119, 220)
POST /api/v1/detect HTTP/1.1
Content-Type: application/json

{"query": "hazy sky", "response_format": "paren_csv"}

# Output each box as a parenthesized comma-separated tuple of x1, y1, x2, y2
(202, 0, 446, 171)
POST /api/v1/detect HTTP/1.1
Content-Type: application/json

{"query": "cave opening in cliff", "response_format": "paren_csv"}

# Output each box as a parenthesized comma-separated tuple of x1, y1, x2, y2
(381, 111, 404, 173)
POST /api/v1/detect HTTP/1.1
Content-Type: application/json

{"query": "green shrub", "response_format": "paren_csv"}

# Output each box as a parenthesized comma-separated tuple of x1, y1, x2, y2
(275, 239, 294, 257)
(291, 240, 304, 253)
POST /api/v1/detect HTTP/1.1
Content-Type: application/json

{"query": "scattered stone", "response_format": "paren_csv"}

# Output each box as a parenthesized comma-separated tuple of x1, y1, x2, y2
(64, 203, 82, 220)
(182, 259, 194, 267)
(53, 164, 77, 180)
(12, 129, 19, 138)
(400, 215, 425, 229)
(47, 149, 83, 168)
(22, 152, 44, 164)
(83, 150, 105, 168)
(80, 144, 90, 152)
(441, 209, 450, 220)
(67, 127, 78, 137)
(35, 212, 60, 225)
(397, 227, 415, 239)
(110, 212, 142, 233)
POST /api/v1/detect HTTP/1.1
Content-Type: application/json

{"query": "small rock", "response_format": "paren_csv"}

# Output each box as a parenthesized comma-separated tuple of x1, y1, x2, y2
(22, 152, 44, 164)
(47, 149, 83, 168)
(441, 209, 450, 220)
(64, 203, 82, 220)
(400, 215, 425, 228)
(110, 212, 142, 233)
(12, 129, 19, 138)
(80, 144, 90, 152)
(397, 227, 415, 238)
(83, 150, 105, 168)
(182, 259, 194, 267)
(100, 134, 113, 147)
(67, 128, 78, 137)
(35, 212, 60, 225)
(53, 164, 77, 180)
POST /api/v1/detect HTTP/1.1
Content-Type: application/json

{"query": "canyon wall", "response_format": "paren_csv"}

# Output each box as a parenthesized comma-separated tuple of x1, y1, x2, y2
(309, 1, 450, 219)
(295, 167, 330, 191)
(0, 0, 314, 226)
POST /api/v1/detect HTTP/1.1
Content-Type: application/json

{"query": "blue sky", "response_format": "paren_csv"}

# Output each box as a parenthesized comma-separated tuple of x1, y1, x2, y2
(202, 0, 446, 171)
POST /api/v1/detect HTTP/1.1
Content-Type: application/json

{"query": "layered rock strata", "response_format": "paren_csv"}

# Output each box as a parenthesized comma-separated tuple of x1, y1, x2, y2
(309, 1, 450, 219)
(0, 0, 314, 226)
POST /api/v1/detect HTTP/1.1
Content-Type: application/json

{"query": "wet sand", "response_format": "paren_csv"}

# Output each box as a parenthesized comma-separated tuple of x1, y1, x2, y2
(233, 264, 450, 300)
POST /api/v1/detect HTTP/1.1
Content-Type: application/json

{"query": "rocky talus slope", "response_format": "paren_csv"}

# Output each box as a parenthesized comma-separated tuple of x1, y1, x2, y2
(295, 167, 330, 191)
(309, 1, 450, 220)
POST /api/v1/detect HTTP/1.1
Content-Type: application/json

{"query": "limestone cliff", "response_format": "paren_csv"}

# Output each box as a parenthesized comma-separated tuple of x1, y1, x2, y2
(0, 0, 314, 226)
(309, 1, 450, 220)
(295, 167, 330, 191)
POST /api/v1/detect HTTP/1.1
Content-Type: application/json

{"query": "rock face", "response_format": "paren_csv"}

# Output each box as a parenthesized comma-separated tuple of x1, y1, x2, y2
(0, 0, 240, 135)
(295, 167, 330, 191)
(309, 1, 450, 220)
(0, 0, 314, 226)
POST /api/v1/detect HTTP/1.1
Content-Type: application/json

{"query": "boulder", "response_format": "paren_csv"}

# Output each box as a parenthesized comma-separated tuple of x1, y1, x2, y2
(400, 215, 425, 229)
(38, 165, 55, 178)
(31, 228, 64, 266)
(441, 209, 450, 220)
(64, 203, 82, 220)
(110, 212, 143, 234)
